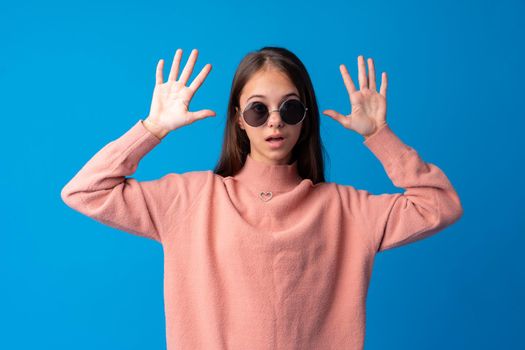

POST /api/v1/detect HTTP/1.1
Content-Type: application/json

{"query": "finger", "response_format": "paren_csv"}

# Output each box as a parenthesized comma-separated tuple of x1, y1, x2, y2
(168, 48, 183, 81)
(322, 109, 348, 126)
(358, 55, 368, 89)
(339, 64, 357, 97)
(156, 59, 164, 85)
(380, 71, 388, 98)
(179, 48, 198, 85)
(368, 57, 376, 91)
(191, 109, 217, 121)
(188, 63, 212, 92)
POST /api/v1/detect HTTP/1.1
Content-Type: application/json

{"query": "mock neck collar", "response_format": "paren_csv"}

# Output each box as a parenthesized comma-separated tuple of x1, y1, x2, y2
(233, 153, 302, 192)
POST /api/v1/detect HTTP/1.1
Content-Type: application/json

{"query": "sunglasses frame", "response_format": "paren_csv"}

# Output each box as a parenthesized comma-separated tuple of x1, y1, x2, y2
(238, 98, 308, 127)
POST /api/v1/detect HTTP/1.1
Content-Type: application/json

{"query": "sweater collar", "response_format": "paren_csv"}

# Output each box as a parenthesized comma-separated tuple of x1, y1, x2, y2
(233, 153, 302, 192)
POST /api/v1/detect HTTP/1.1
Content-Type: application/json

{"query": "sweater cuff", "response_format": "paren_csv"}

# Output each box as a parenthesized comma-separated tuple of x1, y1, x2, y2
(138, 119, 163, 142)
(362, 123, 412, 165)
(117, 119, 162, 160)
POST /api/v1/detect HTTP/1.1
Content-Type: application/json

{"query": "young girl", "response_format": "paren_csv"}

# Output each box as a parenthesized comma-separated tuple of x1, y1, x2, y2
(61, 47, 463, 350)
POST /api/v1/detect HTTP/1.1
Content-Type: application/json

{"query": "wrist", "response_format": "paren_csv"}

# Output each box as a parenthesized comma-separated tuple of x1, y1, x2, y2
(363, 122, 388, 140)
(143, 118, 170, 140)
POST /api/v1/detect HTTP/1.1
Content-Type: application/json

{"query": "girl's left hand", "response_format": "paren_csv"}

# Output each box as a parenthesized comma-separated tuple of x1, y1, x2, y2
(323, 55, 388, 138)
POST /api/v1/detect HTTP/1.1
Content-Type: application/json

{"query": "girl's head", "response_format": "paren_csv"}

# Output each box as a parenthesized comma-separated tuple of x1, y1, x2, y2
(214, 46, 326, 184)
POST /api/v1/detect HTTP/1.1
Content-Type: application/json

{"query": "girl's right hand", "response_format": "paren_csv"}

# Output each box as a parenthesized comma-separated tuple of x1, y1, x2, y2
(146, 48, 216, 132)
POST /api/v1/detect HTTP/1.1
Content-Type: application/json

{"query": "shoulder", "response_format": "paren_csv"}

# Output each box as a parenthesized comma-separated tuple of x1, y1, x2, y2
(164, 169, 216, 184)
(163, 169, 262, 188)
(331, 182, 377, 210)
(156, 170, 214, 194)
(301, 180, 359, 201)
(315, 180, 359, 194)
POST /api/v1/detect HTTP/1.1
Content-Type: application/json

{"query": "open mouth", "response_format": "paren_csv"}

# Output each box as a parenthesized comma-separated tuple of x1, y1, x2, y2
(266, 136, 286, 148)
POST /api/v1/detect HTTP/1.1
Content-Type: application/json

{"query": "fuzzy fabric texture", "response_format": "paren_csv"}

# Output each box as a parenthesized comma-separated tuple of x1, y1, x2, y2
(61, 119, 463, 350)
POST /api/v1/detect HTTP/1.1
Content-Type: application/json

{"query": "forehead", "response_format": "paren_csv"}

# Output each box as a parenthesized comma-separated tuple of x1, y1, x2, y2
(240, 68, 298, 103)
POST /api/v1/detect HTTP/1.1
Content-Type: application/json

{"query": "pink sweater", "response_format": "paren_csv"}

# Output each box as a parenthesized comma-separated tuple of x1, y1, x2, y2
(61, 119, 463, 349)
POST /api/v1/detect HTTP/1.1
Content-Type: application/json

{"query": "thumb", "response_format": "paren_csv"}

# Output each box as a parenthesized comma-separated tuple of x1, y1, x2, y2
(322, 109, 353, 130)
(191, 109, 217, 121)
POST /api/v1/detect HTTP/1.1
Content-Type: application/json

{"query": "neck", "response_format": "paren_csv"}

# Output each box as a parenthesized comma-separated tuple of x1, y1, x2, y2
(233, 153, 302, 192)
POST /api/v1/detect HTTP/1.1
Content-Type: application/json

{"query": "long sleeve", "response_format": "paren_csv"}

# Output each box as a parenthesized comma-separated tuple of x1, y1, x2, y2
(340, 123, 464, 253)
(60, 119, 208, 244)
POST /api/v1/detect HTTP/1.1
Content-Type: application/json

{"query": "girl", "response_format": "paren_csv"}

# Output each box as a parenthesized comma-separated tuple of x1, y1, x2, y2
(61, 47, 463, 350)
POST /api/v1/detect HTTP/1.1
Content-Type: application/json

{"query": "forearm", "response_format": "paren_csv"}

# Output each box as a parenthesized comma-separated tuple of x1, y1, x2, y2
(60, 119, 165, 241)
(362, 123, 464, 252)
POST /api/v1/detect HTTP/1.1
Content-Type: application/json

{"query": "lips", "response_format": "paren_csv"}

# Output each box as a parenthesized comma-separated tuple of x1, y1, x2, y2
(266, 135, 286, 148)
(265, 135, 285, 141)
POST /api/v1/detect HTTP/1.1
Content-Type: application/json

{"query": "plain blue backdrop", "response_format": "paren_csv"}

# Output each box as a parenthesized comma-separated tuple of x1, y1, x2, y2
(1, 0, 523, 348)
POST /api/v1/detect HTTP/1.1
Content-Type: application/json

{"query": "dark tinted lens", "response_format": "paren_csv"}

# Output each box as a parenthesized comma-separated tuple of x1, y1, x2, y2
(244, 102, 268, 127)
(281, 99, 305, 124)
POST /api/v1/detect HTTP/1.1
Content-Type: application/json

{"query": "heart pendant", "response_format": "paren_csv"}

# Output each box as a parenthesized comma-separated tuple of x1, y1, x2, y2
(259, 191, 273, 202)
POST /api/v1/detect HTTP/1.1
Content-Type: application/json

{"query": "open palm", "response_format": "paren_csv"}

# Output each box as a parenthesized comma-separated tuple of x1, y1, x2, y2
(147, 48, 216, 131)
(323, 55, 388, 138)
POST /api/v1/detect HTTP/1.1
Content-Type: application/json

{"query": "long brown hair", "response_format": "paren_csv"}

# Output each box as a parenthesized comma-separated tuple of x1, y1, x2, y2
(213, 46, 327, 184)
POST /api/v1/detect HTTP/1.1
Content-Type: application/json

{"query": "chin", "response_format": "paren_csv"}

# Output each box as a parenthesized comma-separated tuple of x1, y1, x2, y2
(267, 152, 292, 164)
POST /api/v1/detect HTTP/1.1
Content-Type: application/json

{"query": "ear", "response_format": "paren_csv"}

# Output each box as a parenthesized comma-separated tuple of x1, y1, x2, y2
(236, 107, 245, 130)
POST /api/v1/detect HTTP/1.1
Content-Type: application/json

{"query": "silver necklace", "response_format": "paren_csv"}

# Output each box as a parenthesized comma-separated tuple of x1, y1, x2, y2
(259, 191, 273, 202)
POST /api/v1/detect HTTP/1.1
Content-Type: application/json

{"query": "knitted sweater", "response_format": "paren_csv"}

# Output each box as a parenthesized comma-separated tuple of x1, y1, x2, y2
(61, 119, 463, 350)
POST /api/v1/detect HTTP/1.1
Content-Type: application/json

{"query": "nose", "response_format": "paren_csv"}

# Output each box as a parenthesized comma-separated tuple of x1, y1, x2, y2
(266, 108, 284, 128)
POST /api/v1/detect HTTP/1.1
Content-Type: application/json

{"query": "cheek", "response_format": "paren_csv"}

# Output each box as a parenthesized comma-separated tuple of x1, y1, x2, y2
(291, 126, 303, 141)
(245, 129, 265, 145)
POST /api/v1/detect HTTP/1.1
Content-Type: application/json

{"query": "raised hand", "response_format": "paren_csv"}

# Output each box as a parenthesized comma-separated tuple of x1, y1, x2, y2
(146, 48, 216, 133)
(323, 55, 388, 138)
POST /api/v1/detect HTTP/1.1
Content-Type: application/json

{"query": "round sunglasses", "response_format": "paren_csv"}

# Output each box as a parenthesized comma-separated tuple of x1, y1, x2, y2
(238, 99, 308, 127)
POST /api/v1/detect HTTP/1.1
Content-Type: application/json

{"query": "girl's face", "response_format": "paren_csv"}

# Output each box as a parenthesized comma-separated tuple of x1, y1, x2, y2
(237, 66, 304, 166)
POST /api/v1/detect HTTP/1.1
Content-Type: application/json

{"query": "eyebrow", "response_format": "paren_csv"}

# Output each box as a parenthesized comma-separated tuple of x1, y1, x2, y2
(247, 92, 300, 103)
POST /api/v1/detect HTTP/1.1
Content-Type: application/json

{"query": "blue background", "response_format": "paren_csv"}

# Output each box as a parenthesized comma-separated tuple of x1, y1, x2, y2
(1, 0, 523, 348)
